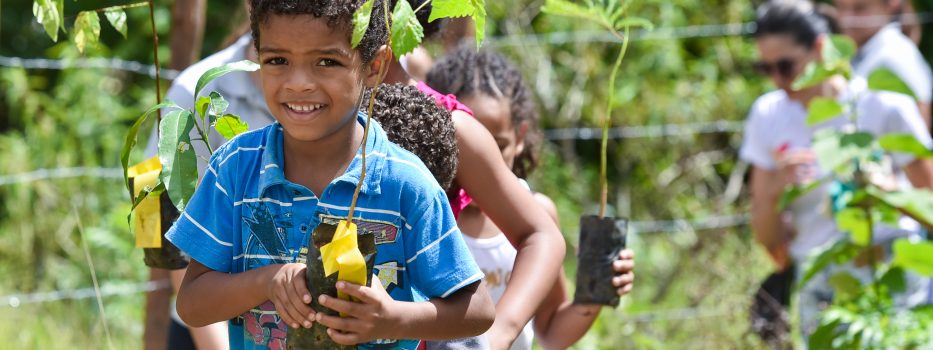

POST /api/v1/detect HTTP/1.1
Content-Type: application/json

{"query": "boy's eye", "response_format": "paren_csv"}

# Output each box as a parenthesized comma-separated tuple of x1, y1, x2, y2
(317, 58, 340, 67)
(264, 57, 287, 65)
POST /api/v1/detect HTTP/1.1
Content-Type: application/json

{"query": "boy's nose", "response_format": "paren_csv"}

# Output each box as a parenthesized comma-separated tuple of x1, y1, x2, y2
(283, 70, 319, 93)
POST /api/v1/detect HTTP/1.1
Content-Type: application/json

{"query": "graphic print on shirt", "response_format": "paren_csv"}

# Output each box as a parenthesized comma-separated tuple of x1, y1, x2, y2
(243, 301, 287, 350)
(241, 202, 292, 347)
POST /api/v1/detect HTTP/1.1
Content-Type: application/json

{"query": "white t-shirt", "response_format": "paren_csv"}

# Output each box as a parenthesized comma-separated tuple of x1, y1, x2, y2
(740, 79, 931, 261)
(852, 23, 933, 103)
(463, 233, 535, 350)
(145, 33, 274, 174)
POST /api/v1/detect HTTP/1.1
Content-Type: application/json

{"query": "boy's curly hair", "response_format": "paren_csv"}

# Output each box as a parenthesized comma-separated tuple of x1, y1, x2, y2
(426, 45, 540, 178)
(365, 84, 458, 190)
(249, 0, 389, 63)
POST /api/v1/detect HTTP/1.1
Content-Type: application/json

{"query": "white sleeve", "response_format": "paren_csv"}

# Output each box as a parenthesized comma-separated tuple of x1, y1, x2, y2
(739, 104, 777, 170)
(881, 92, 933, 168)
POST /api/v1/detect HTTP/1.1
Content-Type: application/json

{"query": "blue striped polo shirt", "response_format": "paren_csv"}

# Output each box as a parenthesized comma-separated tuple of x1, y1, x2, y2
(166, 113, 483, 350)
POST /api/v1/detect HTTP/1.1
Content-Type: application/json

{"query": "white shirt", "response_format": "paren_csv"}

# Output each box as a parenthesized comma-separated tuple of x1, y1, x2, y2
(145, 33, 274, 174)
(740, 79, 931, 261)
(462, 233, 535, 350)
(852, 23, 933, 103)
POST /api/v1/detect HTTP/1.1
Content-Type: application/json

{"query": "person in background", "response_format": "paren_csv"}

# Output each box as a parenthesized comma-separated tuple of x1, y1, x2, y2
(834, 0, 932, 126)
(426, 45, 636, 350)
(744, 0, 933, 339)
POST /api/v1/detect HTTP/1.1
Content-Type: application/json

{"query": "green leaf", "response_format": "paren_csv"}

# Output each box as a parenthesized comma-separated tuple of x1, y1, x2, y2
(808, 319, 840, 350)
(878, 134, 931, 158)
(389, 0, 424, 59)
(194, 60, 260, 100)
(792, 62, 834, 91)
(799, 239, 860, 288)
(868, 68, 917, 99)
(470, 0, 486, 48)
(430, 0, 477, 22)
(195, 96, 211, 122)
(103, 7, 127, 38)
(158, 110, 198, 210)
(879, 266, 906, 293)
(828, 271, 862, 299)
(866, 187, 933, 228)
(616, 16, 654, 31)
(73, 11, 101, 53)
(540, 0, 602, 23)
(351, 0, 375, 49)
(121, 101, 182, 193)
(807, 97, 843, 126)
(806, 97, 844, 126)
(892, 238, 933, 276)
(777, 179, 825, 211)
(32, 0, 62, 42)
(812, 130, 875, 175)
(828, 35, 857, 62)
(208, 91, 229, 117)
(836, 208, 871, 246)
(214, 114, 249, 140)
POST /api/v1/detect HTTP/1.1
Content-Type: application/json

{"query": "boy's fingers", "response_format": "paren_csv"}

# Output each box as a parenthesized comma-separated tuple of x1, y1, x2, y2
(618, 249, 635, 259)
(336, 281, 379, 305)
(612, 272, 634, 287)
(318, 294, 365, 318)
(291, 273, 313, 305)
(327, 327, 361, 345)
(273, 299, 303, 329)
(316, 312, 360, 332)
(284, 281, 315, 323)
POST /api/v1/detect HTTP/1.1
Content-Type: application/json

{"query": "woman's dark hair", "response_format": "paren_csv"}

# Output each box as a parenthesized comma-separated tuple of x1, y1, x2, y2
(754, 0, 838, 48)
(366, 83, 458, 190)
(249, 0, 389, 63)
(426, 45, 541, 178)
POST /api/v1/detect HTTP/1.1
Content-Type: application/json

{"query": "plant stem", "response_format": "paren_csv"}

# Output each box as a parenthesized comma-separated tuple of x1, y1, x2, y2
(97, 2, 149, 13)
(600, 26, 630, 218)
(347, 0, 392, 222)
(148, 0, 162, 122)
(413, 0, 432, 15)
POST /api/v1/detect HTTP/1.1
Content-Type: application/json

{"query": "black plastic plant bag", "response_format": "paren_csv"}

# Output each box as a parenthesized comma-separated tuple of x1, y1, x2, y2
(287, 221, 377, 350)
(573, 215, 627, 307)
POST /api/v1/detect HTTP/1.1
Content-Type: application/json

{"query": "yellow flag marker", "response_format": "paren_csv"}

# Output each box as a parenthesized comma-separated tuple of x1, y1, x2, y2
(319, 220, 367, 303)
(128, 156, 162, 248)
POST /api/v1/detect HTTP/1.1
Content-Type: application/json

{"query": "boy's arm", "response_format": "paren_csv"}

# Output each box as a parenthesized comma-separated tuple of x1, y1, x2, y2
(177, 261, 318, 329)
(315, 279, 495, 344)
(452, 113, 566, 347)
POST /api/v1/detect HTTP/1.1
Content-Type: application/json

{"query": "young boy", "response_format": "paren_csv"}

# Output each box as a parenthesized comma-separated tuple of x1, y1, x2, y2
(167, 1, 495, 349)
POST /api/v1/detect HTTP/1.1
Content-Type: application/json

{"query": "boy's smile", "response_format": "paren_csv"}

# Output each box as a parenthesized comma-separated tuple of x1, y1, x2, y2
(257, 14, 368, 144)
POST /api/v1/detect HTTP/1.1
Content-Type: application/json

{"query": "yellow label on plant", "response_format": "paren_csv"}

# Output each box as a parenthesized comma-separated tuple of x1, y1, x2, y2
(320, 220, 367, 303)
(128, 156, 162, 248)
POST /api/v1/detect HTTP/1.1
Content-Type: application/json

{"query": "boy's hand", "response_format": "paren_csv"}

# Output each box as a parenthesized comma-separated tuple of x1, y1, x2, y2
(612, 249, 635, 296)
(266, 263, 316, 329)
(315, 277, 399, 345)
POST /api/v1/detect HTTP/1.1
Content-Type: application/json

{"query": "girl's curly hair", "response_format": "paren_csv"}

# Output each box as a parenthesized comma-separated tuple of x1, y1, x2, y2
(366, 83, 458, 190)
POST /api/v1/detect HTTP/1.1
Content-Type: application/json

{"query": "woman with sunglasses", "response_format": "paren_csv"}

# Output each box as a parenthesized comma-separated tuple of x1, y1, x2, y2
(741, 0, 933, 340)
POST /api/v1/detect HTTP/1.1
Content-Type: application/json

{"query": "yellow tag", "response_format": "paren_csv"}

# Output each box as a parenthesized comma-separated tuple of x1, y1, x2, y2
(128, 156, 162, 248)
(319, 220, 367, 303)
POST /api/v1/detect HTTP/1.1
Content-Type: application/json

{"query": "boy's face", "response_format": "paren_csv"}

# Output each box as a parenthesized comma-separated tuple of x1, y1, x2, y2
(257, 14, 379, 143)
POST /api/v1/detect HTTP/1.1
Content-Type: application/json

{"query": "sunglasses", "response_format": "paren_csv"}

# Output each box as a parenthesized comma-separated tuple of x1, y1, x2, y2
(753, 58, 798, 78)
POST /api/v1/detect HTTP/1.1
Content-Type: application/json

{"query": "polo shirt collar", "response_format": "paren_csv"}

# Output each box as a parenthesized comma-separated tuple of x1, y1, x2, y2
(258, 112, 386, 196)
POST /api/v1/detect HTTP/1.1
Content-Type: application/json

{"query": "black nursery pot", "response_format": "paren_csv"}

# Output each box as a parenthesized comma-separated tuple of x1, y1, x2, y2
(573, 215, 628, 307)
(288, 221, 377, 350)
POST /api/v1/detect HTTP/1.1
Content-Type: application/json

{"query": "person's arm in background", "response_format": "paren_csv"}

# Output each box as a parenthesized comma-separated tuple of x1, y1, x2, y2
(453, 113, 566, 349)
(529, 193, 635, 350)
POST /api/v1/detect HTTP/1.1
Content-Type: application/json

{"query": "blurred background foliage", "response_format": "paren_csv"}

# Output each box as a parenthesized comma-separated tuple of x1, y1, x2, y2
(1, 0, 930, 348)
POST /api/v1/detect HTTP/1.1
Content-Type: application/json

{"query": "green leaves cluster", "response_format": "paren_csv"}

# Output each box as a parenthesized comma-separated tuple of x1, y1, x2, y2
(121, 61, 259, 214)
(351, 0, 487, 60)
(32, 0, 135, 53)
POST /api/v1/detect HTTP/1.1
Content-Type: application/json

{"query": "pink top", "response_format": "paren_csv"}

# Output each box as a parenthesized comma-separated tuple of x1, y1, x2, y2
(415, 82, 474, 219)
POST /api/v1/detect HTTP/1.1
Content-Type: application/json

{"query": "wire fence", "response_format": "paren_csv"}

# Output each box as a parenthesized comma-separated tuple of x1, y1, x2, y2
(1, 279, 170, 308)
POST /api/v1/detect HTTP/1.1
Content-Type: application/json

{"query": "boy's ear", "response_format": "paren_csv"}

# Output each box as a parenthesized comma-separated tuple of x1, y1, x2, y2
(364, 45, 392, 87)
